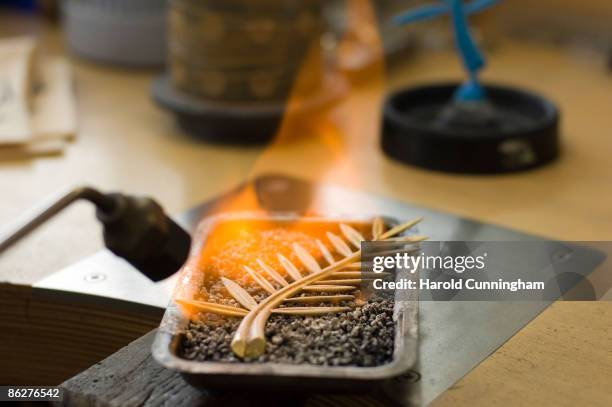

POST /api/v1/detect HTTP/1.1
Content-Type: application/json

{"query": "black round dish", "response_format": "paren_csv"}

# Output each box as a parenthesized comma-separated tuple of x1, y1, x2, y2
(381, 83, 560, 174)
(152, 75, 347, 145)
(152, 76, 285, 145)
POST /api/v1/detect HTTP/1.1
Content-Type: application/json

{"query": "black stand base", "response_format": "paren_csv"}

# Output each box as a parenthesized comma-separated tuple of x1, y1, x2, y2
(382, 83, 560, 174)
(152, 75, 347, 145)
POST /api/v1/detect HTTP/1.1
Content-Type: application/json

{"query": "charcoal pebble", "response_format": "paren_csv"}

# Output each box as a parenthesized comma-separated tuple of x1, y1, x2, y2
(181, 298, 395, 367)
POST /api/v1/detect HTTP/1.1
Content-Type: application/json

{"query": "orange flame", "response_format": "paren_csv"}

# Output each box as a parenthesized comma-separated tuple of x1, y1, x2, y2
(207, 0, 386, 213)
(174, 0, 387, 313)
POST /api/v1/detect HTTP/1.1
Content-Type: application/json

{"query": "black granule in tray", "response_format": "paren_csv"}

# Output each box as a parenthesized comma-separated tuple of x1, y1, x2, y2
(180, 298, 395, 367)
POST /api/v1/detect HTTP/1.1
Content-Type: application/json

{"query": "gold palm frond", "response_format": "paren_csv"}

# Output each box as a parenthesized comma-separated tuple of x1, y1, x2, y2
(177, 217, 425, 359)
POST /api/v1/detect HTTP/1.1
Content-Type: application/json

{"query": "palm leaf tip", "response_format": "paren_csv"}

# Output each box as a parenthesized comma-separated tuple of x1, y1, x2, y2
(316, 238, 335, 264)
(257, 259, 289, 286)
(339, 223, 365, 248)
(278, 253, 303, 281)
(283, 294, 355, 304)
(293, 243, 321, 273)
(176, 298, 248, 317)
(221, 277, 258, 310)
(243, 265, 276, 294)
(326, 232, 352, 257)
(372, 217, 385, 240)
(274, 306, 351, 316)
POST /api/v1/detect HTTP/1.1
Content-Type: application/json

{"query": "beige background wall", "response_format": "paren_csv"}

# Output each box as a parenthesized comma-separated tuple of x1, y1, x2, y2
(495, 0, 612, 46)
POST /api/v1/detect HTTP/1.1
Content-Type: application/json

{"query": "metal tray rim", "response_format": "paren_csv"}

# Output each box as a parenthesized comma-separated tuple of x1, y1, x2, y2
(152, 212, 418, 385)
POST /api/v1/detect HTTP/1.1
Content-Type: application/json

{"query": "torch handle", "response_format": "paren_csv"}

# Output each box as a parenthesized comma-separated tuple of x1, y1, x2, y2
(0, 187, 191, 281)
(0, 187, 119, 253)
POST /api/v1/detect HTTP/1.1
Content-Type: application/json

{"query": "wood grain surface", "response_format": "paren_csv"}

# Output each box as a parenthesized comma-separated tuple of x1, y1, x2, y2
(59, 330, 395, 407)
(1, 11, 611, 407)
(59, 331, 205, 407)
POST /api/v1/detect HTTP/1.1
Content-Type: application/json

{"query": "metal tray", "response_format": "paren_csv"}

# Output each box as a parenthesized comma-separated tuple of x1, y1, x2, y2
(152, 212, 418, 393)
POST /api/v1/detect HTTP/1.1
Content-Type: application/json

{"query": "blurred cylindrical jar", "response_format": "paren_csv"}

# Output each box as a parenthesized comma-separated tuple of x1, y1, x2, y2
(167, 0, 326, 104)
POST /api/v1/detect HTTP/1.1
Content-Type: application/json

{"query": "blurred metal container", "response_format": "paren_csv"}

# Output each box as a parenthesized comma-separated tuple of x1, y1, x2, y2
(168, 0, 326, 103)
(62, 0, 167, 67)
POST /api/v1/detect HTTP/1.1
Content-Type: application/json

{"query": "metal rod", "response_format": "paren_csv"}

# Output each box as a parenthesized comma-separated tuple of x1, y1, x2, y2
(0, 187, 118, 254)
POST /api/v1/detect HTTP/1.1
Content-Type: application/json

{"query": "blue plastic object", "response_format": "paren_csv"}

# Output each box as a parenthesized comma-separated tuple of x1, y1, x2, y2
(393, 0, 500, 102)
